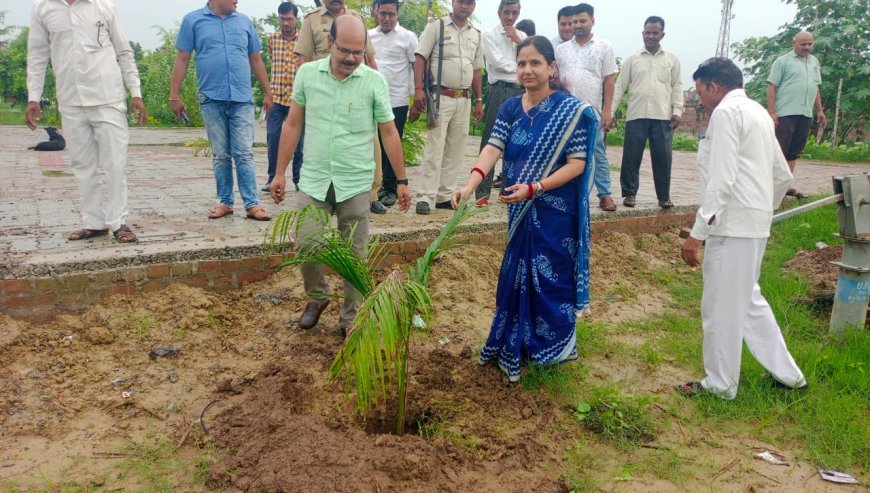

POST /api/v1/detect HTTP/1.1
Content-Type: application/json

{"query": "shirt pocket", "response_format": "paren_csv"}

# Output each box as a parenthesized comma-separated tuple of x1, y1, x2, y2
(656, 64, 672, 84)
(811, 66, 822, 85)
(441, 34, 458, 59)
(79, 19, 112, 53)
(347, 105, 374, 134)
(227, 28, 250, 55)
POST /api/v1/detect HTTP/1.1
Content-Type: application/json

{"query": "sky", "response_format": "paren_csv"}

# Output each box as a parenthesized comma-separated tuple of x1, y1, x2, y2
(4, 0, 797, 88)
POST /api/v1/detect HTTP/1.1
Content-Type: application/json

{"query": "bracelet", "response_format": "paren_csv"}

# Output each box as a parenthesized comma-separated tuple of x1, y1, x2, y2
(537, 181, 545, 193)
(476, 98, 484, 103)
(526, 183, 535, 200)
(396, 178, 409, 186)
(471, 167, 486, 180)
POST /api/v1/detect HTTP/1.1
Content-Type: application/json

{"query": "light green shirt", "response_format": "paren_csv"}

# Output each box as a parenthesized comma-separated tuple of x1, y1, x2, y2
(767, 51, 821, 118)
(293, 57, 394, 202)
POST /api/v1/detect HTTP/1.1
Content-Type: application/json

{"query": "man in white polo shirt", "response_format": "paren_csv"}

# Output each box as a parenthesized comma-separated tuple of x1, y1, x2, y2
(370, 0, 417, 209)
(555, 2, 618, 212)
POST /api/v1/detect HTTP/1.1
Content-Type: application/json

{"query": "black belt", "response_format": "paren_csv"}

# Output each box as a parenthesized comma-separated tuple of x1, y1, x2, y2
(490, 80, 519, 88)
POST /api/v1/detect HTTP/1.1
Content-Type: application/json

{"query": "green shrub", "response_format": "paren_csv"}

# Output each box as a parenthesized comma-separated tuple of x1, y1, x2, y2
(574, 388, 658, 444)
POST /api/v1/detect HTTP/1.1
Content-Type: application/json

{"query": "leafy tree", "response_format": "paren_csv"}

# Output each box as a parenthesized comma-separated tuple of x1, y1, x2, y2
(130, 40, 145, 63)
(0, 26, 57, 113)
(733, 0, 869, 142)
(138, 26, 202, 126)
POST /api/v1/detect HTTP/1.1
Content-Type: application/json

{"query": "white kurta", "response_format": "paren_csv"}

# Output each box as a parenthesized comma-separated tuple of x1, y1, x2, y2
(693, 89, 804, 399)
(28, 0, 140, 231)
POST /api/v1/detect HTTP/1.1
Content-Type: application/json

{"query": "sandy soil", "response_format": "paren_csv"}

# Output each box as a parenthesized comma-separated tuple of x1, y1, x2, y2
(0, 231, 862, 492)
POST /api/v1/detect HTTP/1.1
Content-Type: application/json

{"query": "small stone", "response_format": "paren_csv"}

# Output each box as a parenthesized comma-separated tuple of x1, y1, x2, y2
(85, 326, 114, 345)
(83, 430, 94, 438)
(39, 395, 51, 402)
(521, 407, 534, 419)
(244, 343, 254, 352)
(374, 436, 387, 446)
(166, 402, 178, 412)
(169, 372, 179, 383)
(29, 371, 42, 380)
(184, 384, 193, 392)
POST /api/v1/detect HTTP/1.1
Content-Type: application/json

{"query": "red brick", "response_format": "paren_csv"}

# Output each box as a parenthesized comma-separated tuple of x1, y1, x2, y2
(88, 271, 117, 287)
(3, 292, 55, 309)
(1, 279, 33, 295)
(124, 268, 147, 282)
(182, 275, 209, 288)
(220, 259, 243, 273)
(266, 254, 286, 268)
(211, 275, 233, 289)
(32, 277, 59, 293)
(111, 284, 134, 296)
(198, 260, 221, 273)
(146, 263, 170, 279)
(170, 262, 194, 277)
(382, 254, 404, 269)
(237, 271, 271, 285)
(239, 257, 266, 272)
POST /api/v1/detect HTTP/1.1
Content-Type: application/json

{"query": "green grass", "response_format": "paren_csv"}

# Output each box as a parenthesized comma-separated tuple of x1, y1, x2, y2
(573, 387, 659, 444)
(802, 137, 870, 163)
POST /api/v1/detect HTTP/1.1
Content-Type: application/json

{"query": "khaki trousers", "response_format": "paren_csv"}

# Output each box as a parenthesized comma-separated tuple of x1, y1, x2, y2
(60, 101, 130, 232)
(295, 186, 370, 328)
(371, 134, 382, 202)
(416, 95, 471, 205)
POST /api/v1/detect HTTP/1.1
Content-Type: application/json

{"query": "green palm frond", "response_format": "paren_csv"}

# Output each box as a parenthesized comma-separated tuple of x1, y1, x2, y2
(409, 202, 479, 287)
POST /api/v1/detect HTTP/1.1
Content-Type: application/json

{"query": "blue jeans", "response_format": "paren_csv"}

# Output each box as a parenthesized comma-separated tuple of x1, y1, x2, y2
(588, 121, 612, 199)
(266, 102, 303, 185)
(199, 95, 259, 210)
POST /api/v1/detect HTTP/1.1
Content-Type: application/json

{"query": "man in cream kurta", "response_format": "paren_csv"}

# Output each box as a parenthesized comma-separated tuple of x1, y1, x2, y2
(26, 0, 147, 243)
(679, 58, 805, 400)
(411, 0, 485, 215)
(611, 16, 683, 209)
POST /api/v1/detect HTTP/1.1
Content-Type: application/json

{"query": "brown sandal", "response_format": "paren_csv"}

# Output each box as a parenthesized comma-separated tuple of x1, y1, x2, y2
(67, 228, 109, 241)
(208, 204, 234, 219)
(245, 206, 271, 221)
(113, 225, 138, 243)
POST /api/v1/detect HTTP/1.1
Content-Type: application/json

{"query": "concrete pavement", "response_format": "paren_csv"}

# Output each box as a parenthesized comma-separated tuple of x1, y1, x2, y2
(1, 125, 865, 278)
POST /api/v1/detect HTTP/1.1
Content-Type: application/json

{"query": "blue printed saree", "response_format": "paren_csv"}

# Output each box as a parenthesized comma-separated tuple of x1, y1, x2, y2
(478, 91, 598, 381)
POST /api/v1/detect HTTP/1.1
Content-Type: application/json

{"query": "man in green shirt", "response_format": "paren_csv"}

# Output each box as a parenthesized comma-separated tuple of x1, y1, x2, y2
(767, 30, 827, 199)
(270, 15, 411, 335)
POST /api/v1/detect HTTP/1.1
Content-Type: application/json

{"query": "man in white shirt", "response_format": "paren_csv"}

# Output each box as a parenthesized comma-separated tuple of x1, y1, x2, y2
(475, 0, 525, 205)
(26, 0, 147, 243)
(555, 3, 618, 211)
(612, 16, 684, 209)
(678, 58, 806, 400)
(550, 5, 577, 47)
(370, 0, 417, 209)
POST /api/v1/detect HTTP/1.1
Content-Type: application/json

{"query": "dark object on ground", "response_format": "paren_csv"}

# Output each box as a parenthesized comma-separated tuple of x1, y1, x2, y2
(28, 127, 66, 151)
(67, 228, 109, 241)
(299, 300, 329, 329)
(149, 346, 181, 359)
(113, 225, 137, 243)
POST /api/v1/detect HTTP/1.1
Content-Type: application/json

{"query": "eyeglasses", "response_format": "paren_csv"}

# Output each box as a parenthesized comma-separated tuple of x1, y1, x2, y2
(377, 10, 397, 18)
(334, 41, 365, 58)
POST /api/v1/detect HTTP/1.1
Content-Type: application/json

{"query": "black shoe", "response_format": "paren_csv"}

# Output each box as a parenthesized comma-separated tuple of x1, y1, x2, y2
(370, 201, 387, 214)
(493, 174, 503, 189)
(381, 192, 397, 207)
(435, 201, 455, 210)
(299, 300, 329, 329)
(293, 183, 299, 192)
(415, 202, 430, 215)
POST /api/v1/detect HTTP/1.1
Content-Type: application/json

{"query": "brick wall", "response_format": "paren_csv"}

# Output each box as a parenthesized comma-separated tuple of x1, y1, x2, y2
(1, 213, 694, 322)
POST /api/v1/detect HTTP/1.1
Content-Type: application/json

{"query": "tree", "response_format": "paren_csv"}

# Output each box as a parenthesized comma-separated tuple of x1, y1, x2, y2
(733, 0, 869, 142)
(138, 26, 202, 126)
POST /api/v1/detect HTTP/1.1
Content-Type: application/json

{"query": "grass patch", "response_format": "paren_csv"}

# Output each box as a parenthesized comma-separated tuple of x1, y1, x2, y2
(573, 388, 658, 444)
(561, 440, 600, 492)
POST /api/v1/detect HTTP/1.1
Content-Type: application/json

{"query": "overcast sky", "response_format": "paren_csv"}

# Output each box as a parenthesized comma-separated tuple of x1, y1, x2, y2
(6, 0, 796, 87)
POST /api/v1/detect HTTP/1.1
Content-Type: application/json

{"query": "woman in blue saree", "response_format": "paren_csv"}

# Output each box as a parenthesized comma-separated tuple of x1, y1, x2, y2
(452, 36, 598, 382)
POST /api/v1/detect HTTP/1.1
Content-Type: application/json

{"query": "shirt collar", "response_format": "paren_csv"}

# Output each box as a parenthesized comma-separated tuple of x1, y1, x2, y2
(377, 23, 402, 34)
(203, 2, 235, 18)
(320, 55, 362, 80)
(722, 88, 746, 103)
(573, 34, 596, 47)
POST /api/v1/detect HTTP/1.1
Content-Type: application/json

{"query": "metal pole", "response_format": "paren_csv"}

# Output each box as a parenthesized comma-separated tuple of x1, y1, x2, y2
(830, 174, 870, 334)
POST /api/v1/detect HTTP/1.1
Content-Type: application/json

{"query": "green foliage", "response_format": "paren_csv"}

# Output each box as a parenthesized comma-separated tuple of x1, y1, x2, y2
(801, 135, 870, 163)
(138, 26, 202, 127)
(0, 25, 56, 108)
(185, 137, 213, 157)
(605, 127, 700, 153)
(732, 0, 869, 143)
(573, 388, 658, 444)
(265, 203, 479, 434)
(402, 118, 428, 166)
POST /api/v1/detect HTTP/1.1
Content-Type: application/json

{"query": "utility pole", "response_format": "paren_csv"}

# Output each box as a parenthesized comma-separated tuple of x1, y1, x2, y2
(716, 0, 735, 58)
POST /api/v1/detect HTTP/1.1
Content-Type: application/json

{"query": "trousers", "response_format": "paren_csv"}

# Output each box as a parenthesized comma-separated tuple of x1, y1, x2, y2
(416, 95, 471, 205)
(266, 102, 303, 185)
(295, 186, 370, 328)
(620, 118, 673, 200)
(700, 235, 805, 399)
(60, 101, 130, 232)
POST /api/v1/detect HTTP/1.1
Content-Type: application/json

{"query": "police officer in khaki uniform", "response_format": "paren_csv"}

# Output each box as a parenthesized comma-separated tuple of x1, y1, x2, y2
(295, 0, 388, 213)
(411, 0, 484, 215)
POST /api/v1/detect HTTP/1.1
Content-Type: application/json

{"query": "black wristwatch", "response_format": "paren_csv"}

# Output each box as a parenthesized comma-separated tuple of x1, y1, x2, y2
(396, 179, 409, 186)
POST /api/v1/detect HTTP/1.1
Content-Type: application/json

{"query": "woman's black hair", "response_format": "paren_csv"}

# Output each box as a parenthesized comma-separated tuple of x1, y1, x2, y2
(516, 36, 567, 92)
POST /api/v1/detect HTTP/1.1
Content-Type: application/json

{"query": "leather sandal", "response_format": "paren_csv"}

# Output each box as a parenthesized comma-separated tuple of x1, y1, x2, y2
(113, 225, 138, 243)
(245, 206, 271, 221)
(208, 204, 234, 219)
(67, 228, 109, 241)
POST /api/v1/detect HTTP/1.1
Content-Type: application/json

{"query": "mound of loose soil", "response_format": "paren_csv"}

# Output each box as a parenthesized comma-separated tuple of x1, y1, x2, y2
(786, 245, 843, 291)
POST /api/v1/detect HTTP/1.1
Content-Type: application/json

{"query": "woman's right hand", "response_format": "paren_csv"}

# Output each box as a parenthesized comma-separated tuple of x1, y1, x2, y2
(451, 184, 473, 209)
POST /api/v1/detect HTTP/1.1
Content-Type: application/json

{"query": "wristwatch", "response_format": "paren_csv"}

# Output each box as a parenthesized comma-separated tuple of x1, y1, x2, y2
(396, 179, 409, 186)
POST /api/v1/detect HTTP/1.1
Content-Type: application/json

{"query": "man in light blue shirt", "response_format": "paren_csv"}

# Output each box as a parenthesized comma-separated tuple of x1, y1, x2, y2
(169, 0, 274, 221)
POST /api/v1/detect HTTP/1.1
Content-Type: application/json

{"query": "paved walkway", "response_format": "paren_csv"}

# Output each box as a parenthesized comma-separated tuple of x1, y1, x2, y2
(1, 125, 865, 277)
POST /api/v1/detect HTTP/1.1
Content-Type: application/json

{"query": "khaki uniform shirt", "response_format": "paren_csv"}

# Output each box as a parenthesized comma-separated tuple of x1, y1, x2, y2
(416, 16, 484, 90)
(295, 6, 375, 61)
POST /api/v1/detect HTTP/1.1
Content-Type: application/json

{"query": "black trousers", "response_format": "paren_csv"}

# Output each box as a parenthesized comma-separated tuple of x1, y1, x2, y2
(476, 81, 525, 200)
(620, 118, 673, 201)
(378, 105, 409, 195)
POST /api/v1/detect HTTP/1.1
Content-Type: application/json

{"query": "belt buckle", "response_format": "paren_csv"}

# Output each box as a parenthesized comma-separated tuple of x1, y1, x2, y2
(453, 89, 463, 98)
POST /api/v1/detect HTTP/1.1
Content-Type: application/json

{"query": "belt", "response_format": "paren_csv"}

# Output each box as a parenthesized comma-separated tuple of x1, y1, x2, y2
(490, 80, 518, 87)
(438, 87, 471, 99)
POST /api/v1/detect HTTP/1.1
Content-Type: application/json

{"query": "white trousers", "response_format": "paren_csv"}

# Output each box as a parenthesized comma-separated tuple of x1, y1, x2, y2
(416, 95, 471, 205)
(59, 101, 130, 232)
(700, 236, 805, 399)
